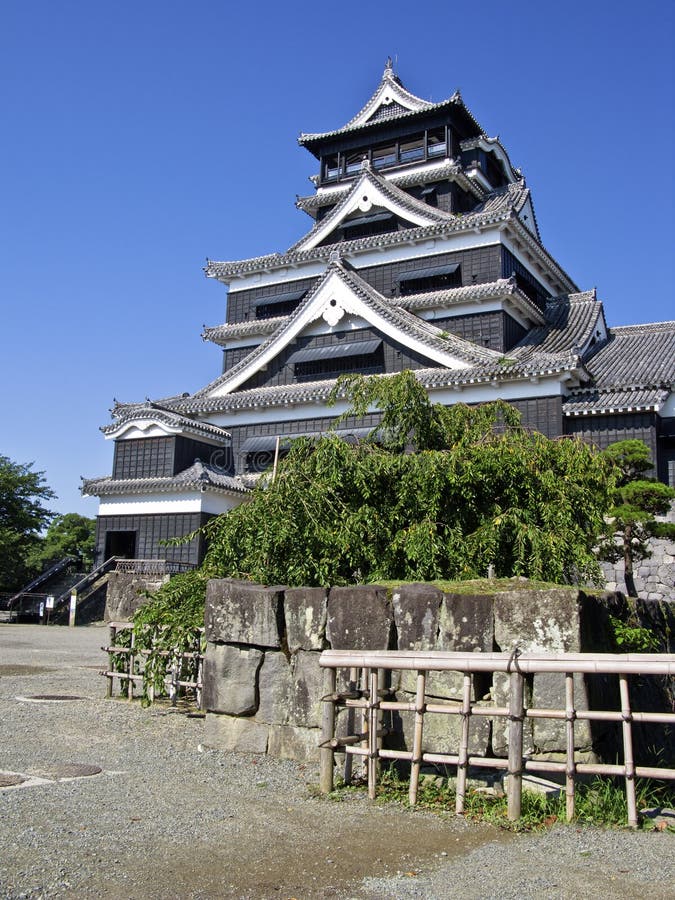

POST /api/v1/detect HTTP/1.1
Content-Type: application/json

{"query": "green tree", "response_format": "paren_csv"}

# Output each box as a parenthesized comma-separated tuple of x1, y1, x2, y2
(0, 455, 55, 592)
(28, 512, 96, 573)
(201, 372, 614, 587)
(599, 440, 675, 597)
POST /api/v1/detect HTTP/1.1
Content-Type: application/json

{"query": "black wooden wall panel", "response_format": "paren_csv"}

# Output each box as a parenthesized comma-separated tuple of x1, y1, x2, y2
(94, 512, 206, 567)
(113, 438, 175, 480)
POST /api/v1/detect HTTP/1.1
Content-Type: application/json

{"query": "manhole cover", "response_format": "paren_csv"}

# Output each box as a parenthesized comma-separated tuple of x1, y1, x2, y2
(0, 774, 26, 787)
(26, 695, 84, 701)
(36, 764, 102, 779)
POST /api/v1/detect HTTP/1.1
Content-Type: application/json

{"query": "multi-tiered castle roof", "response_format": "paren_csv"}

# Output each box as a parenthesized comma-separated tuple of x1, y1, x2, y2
(83, 62, 675, 567)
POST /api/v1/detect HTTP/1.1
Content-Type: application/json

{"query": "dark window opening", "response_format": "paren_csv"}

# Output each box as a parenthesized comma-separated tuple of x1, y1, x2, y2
(341, 212, 398, 240)
(372, 143, 397, 169)
(294, 343, 385, 382)
(254, 289, 307, 320)
(399, 263, 461, 296)
(323, 154, 339, 181)
(427, 127, 447, 158)
(105, 530, 137, 560)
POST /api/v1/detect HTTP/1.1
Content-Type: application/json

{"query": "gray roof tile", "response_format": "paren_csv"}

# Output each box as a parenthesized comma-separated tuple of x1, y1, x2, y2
(82, 460, 248, 497)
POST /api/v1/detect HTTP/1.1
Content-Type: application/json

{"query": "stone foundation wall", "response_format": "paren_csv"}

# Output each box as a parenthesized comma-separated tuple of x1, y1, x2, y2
(202, 579, 675, 766)
(104, 572, 169, 621)
(602, 536, 675, 603)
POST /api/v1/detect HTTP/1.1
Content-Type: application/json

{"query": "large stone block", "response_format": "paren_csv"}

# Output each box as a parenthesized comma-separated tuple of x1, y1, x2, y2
(397, 695, 491, 757)
(493, 588, 581, 654)
(284, 587, 327, 652)
(267, 724, 320, 763)
(202, 643, 263, 715)
(398, 592, 493, 699)
(326, 585, 393, 650)
(203, 713, 269, 754)
(257, 651, 292, 725)
(288, 650, 324, 728)
(205, 579, 284, 648)
(492, 589, 587, 756)
(104, 572, 169, 622)
(438, 593, 494, 652)
(392, 583, 442, 650)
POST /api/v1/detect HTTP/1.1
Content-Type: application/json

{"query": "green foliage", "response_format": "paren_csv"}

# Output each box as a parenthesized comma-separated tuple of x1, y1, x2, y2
(0, 454, 55, 592)
(27, 512, 96, 572)
(202, 373, 612, 587)
(609, 616, 659, 652)
(599, 440, 675, 597)
(338, 767, 674, 831)
(131, 569, 209, 702)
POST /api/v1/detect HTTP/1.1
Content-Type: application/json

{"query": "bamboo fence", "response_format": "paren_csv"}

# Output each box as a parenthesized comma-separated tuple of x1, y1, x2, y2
(318, 649, 675, 827)
(102, 622, 204, 708)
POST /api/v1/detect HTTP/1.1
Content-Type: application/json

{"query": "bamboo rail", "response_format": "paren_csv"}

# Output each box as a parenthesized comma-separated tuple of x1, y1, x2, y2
(102, 622, 204, 708)
(318, 649, 675, 827)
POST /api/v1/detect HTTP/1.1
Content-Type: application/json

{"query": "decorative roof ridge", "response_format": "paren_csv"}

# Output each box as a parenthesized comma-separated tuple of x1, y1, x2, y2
(608, 321, 675, 334)
(206, 183, 533, 281)
(82, 462, 250, 497)
(295, 159, 471, 213)
(202, 318, 284, 343)
(286, 162, 455, 254)
(459, 134, 521, 180)
(299, 63, 440, 146)
(102, 404, 231, 439)
(166, 354, 585, 415)
(196, 260, 502, 400)
(334, 262, 502, 364)
(567, 382, 672, 396)
(298, 67, 486, 146)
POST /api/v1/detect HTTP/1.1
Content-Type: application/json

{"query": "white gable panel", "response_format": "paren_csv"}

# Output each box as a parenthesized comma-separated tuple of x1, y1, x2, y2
(207, 271, 471, 398)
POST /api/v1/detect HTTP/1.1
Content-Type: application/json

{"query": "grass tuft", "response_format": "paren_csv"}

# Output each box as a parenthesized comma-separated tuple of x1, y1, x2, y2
(325, 768, 675, 832)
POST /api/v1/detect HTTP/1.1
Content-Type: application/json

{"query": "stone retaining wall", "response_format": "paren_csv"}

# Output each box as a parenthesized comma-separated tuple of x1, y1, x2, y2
(202, 579, 675, 766)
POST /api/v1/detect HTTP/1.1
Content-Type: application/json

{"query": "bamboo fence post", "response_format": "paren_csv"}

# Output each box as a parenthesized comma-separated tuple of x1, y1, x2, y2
(455, 672, 472, 815)
(368, 668, 379, 800)
(127, 629, 136, 701)
(320, 666, 337, 794)
(360, 667, 368, 779)
(343, 666, 358, 785)
(409, 670, 427, 806)
(106, 625, 115, 698)
(196, 644, 204, 710)
(507, 670, 525, 821)
(619, 674, 638, 827)
(565, 673, 576, 821)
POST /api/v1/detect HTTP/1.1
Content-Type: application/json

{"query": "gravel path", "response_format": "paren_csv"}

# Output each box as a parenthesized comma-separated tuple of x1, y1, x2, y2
(1, 624, 673, 899)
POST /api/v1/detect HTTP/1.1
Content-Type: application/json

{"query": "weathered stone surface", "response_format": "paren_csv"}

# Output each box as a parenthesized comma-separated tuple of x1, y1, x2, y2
(288, 650, 324, 728)
(326, 585, 393, 650)
(493, 588, 581, 654)
(491, 672, 534, 758)
(397, 695, 491, 756)
(203, 713, 269, 753)
(202, 643, 263, 715)
(205, 579, 284, 648)
(532, 672, 592, 751)
(438, 593, 494, 652)
(267, 724, 320, 762)
(284, 587, 327, 652)
(104, 573, 168, 622)
(257, 651, 292, 725)
(392, 583, 442, 650)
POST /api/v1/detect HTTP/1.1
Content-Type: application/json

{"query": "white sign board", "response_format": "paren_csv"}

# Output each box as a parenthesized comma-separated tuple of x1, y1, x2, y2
(46, 595, 55, 610)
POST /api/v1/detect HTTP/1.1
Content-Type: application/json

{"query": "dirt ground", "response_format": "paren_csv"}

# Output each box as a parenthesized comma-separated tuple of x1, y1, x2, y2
(1, 624, 673, 900)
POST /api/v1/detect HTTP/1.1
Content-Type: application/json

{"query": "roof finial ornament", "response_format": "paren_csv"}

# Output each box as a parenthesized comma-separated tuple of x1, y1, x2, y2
(384, 56, 393, 76)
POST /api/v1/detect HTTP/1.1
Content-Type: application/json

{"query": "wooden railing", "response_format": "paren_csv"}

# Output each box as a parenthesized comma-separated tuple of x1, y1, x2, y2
(102, 622, 204, 708)
(318, 650, 675, 827)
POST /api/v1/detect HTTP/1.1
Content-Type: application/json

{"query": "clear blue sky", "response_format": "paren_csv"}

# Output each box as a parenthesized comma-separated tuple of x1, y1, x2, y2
(1, 0, 673, 516)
